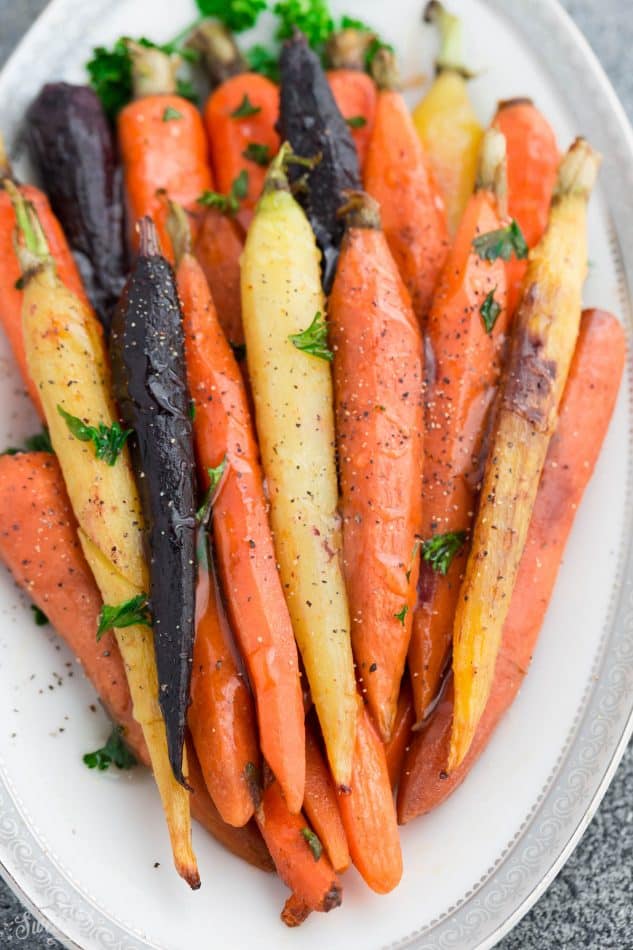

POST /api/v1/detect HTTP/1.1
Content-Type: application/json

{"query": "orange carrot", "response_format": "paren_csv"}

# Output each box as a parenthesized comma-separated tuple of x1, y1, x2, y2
(0, 168, 89, 416)
(204, 73, 280, 233)
(328, 70, 377, 172)
(398, 308, 626, 821)
(337, 699, 402, 894)
(256, 775, 343, 916)
(188, 521, 259, 827)
(383, 680, 415, 789)
(193, 208, 245, 347)
(281, 893, 312, 927)
(118, 92, 212, 260)
(304, 725, 350, 873)
(172, 211, 305, 813)
(493, 98, 559, 314)
(330, 191, 424, 741)
(408, 128, 509, 724)
(363, 48, 449, 323)
(0, 450, 272, 869)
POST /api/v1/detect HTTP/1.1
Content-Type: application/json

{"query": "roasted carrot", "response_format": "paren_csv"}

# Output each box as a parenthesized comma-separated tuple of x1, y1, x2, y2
(363, 47, 449, 323)
(330, 191, 424, 741)
(493, 97, 559, 315)
(171, 206, 305, 814)
(324, 29, 377, 173)
(117, 42, 212, 259)
(0, 450, 272, 870)
(449, 139, 600, 771)
(337, 699, 402, 894)
(281, 893, 312, 928)
(408, 128, 509, 724)
(256, 775, 343, 917)
(188, 518, 259, 827)
(193, 209, 245, 347)
(304, 725, 350, 873)
(398, 308, 626, 821)
(383, 680, 415, 789)
(413, 1, 483, 236)
(0, 142, 88, 416)
(193, 24, 280, 233)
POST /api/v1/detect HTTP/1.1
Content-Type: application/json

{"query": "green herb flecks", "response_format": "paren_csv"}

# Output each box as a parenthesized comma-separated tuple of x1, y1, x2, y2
(197, 458, 228, 524)
(242, 142, 271, 166)
(96, 595, 151, 642)
(1, 427, 53, 457)
(246, 45, 280, 82)
(472, 219, 528, 263)
(162, 105, 183, 121)
(289, 311, 332, 362)
(301, 826, 323, 861)
(346, 115, 367, 128)
(231, 94, 262, 119)
(31, 604, 49, 626)
(198, 169, 249, 215)
(83, 725, 138, 772)
(422, 531, 467, 576)
(479, 288, 502, 334)
(57, 406, 132, 466)
(394, 604, 408, 626)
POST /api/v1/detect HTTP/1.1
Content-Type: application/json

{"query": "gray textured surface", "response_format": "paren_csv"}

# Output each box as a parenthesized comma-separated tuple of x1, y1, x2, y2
(0, 1, 632, 948)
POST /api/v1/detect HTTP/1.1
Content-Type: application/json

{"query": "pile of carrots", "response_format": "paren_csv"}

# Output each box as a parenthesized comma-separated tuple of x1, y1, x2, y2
(0, 0, 625, 928)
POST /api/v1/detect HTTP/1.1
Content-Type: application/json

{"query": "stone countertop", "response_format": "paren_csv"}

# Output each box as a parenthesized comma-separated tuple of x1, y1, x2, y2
(0, 1, 632, 947)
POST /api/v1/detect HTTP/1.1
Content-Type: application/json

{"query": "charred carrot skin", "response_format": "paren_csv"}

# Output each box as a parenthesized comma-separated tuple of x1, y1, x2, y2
(0, 451, 272, 870)
(328, 70, 377, 172)
(330, 193, 424, 741)
(398, 309, 626, 821)
(304, 725, 350, 873)
(0, 180, 88, 417)
(0, 451, 145, 758)
(118, 94, 212, 259)
(337, 699, 402, 894)
(363, 49, 449, 323)
(256, 776, 343, 915)
(188, 522, 259, 827)
(493, 98, 559, 315)
(408, 131, 509, 723)
(204, 72, 280, 232)
(174, 236, 306, 814)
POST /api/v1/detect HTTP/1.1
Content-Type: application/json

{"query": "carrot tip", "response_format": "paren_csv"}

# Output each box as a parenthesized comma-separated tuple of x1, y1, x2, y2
(323, 884, 343, 912)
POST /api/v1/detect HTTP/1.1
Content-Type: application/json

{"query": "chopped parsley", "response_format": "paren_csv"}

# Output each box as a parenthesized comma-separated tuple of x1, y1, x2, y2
(176, 78, 198, 104)
(162, 105, 183, 121)
(30, 604, 49, 626)
(197, 458, 228, 523)
(198, 169, 249, 215)
(1, 427, 53, 456)
(345, 115, 367, 128)
(394, 604, 408, 626)
(472, 219, 528, 263)
(289, 311, 333, 362)
(231, 94, 262, 119)
(422, 531, 467, 576)
(97, 595, 151, 641)
(480, 288, 502, 334)
(57, 406, 132, 466)
(83, 725, 138, 772)
(242, 142, 271, 166)
(300, 826, 323, 861)
(188, 400, 197, 422)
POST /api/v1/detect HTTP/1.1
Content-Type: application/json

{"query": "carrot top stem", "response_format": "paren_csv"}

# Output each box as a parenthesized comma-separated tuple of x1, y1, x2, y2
(476, 127, 508, 215)
(424, 1, 473, 78)
(187, 21, 246, 87)
(554, 137, 601, 200)
(4, 180, 52, 274)
(324, 28, 376, 71)
(126, 40, 180, 98)
(338, 190, 381, 230)
(370, 48, 401, 91)
(167, 202, 192, 265)
(497, 96, 534, 111)
(262, 142, 321, 196)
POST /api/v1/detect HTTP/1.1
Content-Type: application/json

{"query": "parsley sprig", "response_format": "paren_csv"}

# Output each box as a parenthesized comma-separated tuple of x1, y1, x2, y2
(196, 0, 268, 32)
(198, 170, 249, 215)
(57, 406, 132, 466)
(97, 595, 152, 641)
(289, 311, 333, 362)
(472, 220, 528, 263)
(83, 726, 138, 772)
(422, 531, 467, 576)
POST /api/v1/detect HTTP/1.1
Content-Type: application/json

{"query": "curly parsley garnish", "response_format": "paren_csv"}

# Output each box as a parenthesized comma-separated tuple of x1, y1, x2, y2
(196, 0, 268, 32)
(289, 311, 333, 362)
(83, 726, 138, 772)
